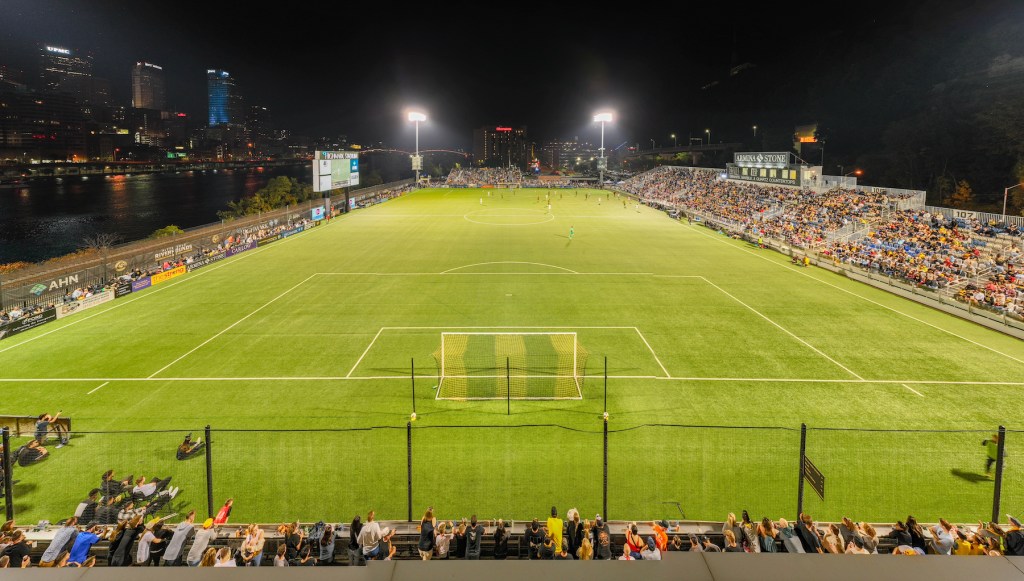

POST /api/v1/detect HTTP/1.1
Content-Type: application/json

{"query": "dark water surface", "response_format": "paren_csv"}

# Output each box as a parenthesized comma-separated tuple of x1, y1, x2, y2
(0, 165, 308, 264)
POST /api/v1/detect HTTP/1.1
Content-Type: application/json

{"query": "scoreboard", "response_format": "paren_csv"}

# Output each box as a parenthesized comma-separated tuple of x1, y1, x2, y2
(313, 151, 360, 192)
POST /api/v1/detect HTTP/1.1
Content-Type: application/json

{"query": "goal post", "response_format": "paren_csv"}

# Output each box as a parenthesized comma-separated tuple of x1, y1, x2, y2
(432, 332, 587, 400)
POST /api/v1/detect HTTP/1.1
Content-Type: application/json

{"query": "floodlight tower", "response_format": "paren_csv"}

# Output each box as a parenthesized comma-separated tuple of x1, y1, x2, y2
(408, 111, 427, 185)
(594, 112, 613, 187)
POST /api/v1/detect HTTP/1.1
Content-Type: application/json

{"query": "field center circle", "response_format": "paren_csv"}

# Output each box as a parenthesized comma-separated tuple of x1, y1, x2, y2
(464, 208, 554, 226)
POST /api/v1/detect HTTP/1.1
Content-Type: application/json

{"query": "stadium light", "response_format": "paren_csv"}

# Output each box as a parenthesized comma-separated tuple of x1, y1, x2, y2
(705, 128, 711, 146)
(593, 112, 614, 187)
(407, 111, 427, 184)
(671, 133, 677, 147)
(843, 169, 863, 177)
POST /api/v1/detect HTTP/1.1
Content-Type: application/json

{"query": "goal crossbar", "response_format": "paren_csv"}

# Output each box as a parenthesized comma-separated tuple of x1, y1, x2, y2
(434, 332, 586, 400)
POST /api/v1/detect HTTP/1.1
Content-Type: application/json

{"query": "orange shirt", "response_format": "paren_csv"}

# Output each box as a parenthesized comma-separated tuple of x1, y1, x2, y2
(653, 525, 668, 552)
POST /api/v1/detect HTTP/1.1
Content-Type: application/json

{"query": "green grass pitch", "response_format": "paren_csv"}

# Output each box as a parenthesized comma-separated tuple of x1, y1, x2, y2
(3, 187, 1024, 525)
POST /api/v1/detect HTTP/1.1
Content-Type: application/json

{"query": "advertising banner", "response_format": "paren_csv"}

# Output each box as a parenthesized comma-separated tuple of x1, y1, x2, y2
(226, 240, 257, 257)
(151, 265, 186, 285)
(727, 164, 802, 187)
(304, 221, 318, 231)
(0, 307, 58, 341)
(279, 227, 303, 239)
(734, 152, 791, 167)
(56, 289, 115, 319)
(257, 234, 280, 247)
(312, 206, 325, 221)
(186, 251, 226, 272)
(131, 277, 152, 292)
(115, 281, 133, 298)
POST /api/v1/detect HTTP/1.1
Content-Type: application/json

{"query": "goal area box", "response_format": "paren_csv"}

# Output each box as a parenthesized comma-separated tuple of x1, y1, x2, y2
(432, 332, 587, 400)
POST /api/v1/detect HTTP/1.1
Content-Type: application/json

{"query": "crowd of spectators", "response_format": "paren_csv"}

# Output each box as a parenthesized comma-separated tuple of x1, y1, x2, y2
(620, 167, 1022, 314)
(446, 168, 522, 186)
(7, 500, 1024, 568)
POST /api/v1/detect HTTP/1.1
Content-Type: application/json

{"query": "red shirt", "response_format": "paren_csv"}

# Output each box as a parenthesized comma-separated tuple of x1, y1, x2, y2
(214, 504, 232, 525)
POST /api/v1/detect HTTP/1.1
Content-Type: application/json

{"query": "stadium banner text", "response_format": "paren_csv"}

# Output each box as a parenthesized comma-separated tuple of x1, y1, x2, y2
(115, 281, 133, 298)
(257, 234, 281, 247)
(151, 266, 186, 285)
(734, 152, 791, 167)
(226, 240, 257, 257)
(0, 307, 57, 341)
(55, 289, 115, 319)
(726, 164, 802, 187)
(130, 277, 152, 292)
(186, 251, 226, 272)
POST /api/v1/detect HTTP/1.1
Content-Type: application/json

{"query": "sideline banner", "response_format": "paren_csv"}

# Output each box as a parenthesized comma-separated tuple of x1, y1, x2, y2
(56, 289, 115, 319)
(279, 227, 303, 239)
(186, 251, 226, 272)
(151, 265, 186, 285)
(0, 307, 58, 341)
(257, 234, 280, 247)
(115, 281, 133, 298)
(226, 240, 257, 257)
(131, 277, 152, 292)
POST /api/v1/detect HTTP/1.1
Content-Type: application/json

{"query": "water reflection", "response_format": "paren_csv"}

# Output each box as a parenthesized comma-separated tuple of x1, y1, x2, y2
(0, 166, 308, 263)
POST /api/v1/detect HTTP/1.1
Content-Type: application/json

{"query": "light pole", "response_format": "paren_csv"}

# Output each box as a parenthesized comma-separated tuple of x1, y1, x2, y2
(752, 125, 757, 137)
(671, 133, 677, 147)
(704, 128, 711, 146)
(1004, 183, 1023, 218)
(650, 138, 655, 150)
(407, 111, 426, 185)
(593, 112, 613, 187)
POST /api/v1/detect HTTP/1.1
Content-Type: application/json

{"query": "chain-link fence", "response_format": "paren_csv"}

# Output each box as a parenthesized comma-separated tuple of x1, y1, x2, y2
(1, 423, 1018, 525)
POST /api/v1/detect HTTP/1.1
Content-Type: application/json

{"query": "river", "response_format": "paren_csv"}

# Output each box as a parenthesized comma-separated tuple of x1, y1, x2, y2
(0, 165, 309, 264)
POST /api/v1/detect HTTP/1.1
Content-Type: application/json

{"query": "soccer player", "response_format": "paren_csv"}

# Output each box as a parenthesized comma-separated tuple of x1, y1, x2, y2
(480, 197, 483, 205)
(569, 226, 574, 240)
(547, 202, 552, 213)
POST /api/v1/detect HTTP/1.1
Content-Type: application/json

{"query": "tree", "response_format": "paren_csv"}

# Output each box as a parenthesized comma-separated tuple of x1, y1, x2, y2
(150, 225, 185, 238)
(81, 232, 122, 280)
(948, 180, 976, 210)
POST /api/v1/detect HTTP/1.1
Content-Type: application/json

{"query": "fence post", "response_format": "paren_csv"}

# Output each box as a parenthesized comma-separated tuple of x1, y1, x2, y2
(204, 425, 214, 519)
(797, 423, 807, 517)
(407, 422, 413, 522)
(2, 427, 13, 520)
(410, 358, 416, 416)
(603, 419, 608, 521)
(993, 425, 1007, 524)
(506, 357, 511, 416)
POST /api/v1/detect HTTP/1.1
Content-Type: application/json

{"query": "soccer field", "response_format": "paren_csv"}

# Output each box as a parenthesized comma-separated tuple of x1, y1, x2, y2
(3, 187, 1024, 525)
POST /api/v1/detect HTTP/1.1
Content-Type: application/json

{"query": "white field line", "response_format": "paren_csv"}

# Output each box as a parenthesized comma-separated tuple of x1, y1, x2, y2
(633, 327, 672, 378)
(0, 374, 659, 382)
(345, 327, 385, 378)
(86, 381, 109, 395)
(0, 376, 1020, 386)
(684, 223, 1024, 367)
(313, 272, 655, 276)
(901, 384, 926, 397)
(0, 223, 324, 356)
(699, 276, 864, 380)
(440, 261, 579, 274)
(147, 273, 319, 379)
(381, 326, 639, 330)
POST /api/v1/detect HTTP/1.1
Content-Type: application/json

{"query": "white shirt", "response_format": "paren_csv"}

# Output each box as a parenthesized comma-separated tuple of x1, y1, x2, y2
(214, 559, 237, 567)
(133, 482, 158, 497)
(137, 531, 155, 563)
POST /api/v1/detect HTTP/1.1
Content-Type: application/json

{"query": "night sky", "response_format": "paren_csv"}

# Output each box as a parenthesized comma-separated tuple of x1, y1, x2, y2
(2, 1, 1021, 154)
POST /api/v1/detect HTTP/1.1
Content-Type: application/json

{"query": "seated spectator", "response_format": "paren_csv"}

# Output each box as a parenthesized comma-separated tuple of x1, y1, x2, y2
(554, 539, 575, 560)
(176, 434, 205, 461)
(213, 547, 236, 567)
(377, 527, 396, 561)
(16, 439, 48, 466)
(577, 537, 593, 560)
(723, 530, 743, 552)
(74, 490, 101, 522)
(1, 530, 33, 564)
(641, 536, 662, 560)
(273, 544, 288, 567)
(845, 536, 870, 554)
(132, 475, 174, 498)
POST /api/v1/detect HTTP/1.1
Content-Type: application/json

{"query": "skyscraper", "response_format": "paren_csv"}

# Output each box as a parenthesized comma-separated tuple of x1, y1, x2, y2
(207, 69, 235, 126)
(39, 44, 93, 102)
(132, 62, 166, 111)
(473, 125, 529, 168)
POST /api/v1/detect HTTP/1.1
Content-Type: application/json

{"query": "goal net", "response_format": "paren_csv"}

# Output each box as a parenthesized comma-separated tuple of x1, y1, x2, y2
(432, 332, 587, 400)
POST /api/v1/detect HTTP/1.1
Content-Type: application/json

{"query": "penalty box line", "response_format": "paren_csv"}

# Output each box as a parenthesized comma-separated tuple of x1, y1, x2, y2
(344, 326, 662, 379)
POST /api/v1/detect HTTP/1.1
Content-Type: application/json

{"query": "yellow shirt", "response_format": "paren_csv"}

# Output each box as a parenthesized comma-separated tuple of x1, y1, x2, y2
(547, 517, 564, 550)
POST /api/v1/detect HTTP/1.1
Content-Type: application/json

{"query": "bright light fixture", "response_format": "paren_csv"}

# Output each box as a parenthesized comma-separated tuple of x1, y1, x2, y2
(408, 111, 427, 122)
(593, 112, 613, 123)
